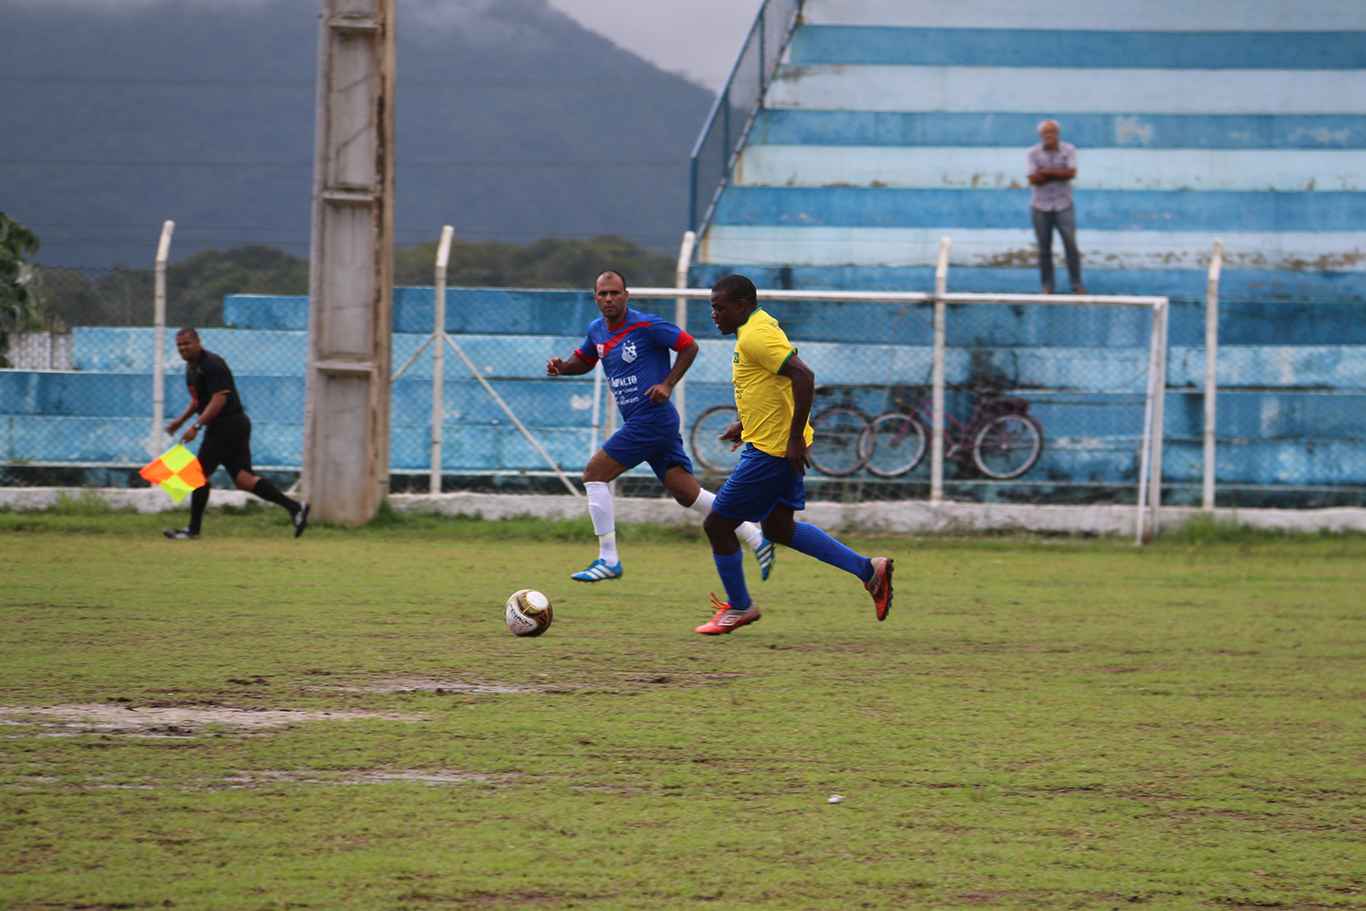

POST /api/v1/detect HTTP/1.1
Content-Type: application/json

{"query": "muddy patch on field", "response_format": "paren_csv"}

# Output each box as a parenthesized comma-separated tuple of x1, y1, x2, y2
(223, 768, 516, 787)
(0, 703, 424, 737)
(327, 677, 556, 695)
(327, 673, 742, 696)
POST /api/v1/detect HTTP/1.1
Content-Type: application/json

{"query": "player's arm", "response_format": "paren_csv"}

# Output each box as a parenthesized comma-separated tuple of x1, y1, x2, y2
(719, 417, 744, 449)
(180, 391, 229, 443)
(646, 339, 698, 403)
(777, 353, 815, 475)
(547, 351, 594, 376)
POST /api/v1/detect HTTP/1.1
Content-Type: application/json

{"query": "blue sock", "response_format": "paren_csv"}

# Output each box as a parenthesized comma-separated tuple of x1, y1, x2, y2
(712, 549, 751, 610)
(789, 522, 874, 582)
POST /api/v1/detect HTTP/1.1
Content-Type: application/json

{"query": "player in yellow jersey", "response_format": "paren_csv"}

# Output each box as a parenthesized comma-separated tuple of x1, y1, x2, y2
(695, 274, 894, 635)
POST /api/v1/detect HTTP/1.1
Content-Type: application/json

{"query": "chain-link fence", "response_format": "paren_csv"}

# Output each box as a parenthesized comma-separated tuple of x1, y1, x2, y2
(3, 266, 1364, 511)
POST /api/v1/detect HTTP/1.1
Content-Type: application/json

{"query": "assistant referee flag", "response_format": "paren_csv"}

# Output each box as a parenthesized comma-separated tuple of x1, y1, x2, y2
(139, 444, 207, 503)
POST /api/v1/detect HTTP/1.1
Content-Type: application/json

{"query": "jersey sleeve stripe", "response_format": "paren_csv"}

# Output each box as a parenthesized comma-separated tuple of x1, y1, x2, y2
(672, 330, 695, 351)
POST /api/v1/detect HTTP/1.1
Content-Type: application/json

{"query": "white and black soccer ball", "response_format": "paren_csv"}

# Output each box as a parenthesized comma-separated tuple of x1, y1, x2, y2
(505, 589, 553, 637)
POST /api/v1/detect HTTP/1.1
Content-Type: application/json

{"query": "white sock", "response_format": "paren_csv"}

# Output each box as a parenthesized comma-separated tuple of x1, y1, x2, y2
(736, 521, 764, 552)
(688, 487, 716, 517)
(689, 486, 764, 552)
(586, 481, 619, 564)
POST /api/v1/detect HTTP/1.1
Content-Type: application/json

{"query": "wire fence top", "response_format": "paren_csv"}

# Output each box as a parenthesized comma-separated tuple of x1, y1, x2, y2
(628, 287, 1165, 308)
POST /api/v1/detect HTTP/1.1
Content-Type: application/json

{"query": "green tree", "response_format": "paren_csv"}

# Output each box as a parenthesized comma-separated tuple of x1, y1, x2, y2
(394, 234, 675, 289)
(0, 212, 44, 367)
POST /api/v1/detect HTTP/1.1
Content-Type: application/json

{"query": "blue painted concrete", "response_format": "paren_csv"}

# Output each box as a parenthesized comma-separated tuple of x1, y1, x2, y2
(711, 187, 1366, 233)
(750, 110, 1366, 151)
(789, 27, 1366, 70)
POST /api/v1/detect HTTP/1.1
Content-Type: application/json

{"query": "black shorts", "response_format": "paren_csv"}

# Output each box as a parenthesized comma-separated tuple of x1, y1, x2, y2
(197, 413, 253, 480)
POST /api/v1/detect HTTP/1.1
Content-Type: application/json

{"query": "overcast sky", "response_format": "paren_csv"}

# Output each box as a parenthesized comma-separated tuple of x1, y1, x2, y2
(20, 0, 765, 91)
(548, 0, 764, 88)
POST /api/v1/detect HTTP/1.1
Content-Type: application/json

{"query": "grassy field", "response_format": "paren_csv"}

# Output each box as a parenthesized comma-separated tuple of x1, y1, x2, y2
(1, 505, 1363, 910)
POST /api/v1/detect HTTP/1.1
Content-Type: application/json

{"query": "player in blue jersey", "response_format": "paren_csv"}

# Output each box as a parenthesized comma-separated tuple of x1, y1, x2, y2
(547, 271, 775, 583)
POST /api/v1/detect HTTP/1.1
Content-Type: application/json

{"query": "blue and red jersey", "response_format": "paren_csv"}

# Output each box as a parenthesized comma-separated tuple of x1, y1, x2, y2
(575, 307, 694, 425)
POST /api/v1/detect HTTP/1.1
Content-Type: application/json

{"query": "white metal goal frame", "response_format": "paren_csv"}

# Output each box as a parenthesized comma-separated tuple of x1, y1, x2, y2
(628, 243, 1171, 545)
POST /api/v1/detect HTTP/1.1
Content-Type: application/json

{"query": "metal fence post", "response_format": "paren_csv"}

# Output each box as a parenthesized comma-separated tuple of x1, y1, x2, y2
(757, 5, 767, 97)
(688, 157, 699, 233)
(674, 230, 697, 434)
(431, 225, 453, 494)
(1203, 240, 1224, 512)
(1150, 299, 1170, 535)
(930, 236, 951, 504)
(149, 219, 175, 457)
(1137, 299, 1171, 543)
(722, 87, 731, 172)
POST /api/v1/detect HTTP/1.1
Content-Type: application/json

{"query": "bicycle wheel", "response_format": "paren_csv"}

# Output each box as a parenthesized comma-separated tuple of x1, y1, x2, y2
(689, 405, 741, 474)
(862, 412, 928, 479)
(972, 413, 1044, 480)
(808, 406, 871, 477)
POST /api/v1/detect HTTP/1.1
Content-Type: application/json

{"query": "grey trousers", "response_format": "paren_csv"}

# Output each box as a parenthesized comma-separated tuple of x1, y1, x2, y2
(1032, 206, 1083, 291)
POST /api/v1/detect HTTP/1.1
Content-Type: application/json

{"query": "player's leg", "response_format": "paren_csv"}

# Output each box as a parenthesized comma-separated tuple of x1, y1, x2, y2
(573, 446, 629, 582)
(695, 446, 783, 634)
(699, 508, 761, 635)
(763, 504, 895, 622)
(225, 418, 308, 536)
(657, 446, 775, 580)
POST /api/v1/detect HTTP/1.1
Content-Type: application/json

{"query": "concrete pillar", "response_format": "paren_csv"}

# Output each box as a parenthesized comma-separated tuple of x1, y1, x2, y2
(303, 0, 396, 525)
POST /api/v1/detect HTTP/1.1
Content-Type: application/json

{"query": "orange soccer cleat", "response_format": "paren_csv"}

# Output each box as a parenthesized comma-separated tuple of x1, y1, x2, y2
(694, 592, 761, 636)
(865, 557, 894, 622)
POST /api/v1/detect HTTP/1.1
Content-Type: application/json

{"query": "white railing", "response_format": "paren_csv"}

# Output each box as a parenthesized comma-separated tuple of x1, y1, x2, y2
(148, 218, 174, 457)
(1204, 240, 1225, 512)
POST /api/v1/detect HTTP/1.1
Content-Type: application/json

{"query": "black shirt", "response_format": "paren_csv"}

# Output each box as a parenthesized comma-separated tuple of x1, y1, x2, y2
(187, 350, 245, 419)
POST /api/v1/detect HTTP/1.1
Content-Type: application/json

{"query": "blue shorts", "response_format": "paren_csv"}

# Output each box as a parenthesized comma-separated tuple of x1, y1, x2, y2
(602, 416, 694, 482)
(712, 444, 806, 523)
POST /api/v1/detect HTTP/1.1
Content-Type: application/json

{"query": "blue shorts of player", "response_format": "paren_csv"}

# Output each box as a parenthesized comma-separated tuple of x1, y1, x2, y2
(602, 414, 694, 482)
(711, 444, 806, 523)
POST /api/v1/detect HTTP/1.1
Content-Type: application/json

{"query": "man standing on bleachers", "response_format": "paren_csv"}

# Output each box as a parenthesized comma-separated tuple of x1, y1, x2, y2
(1028, 119, 1085, 295)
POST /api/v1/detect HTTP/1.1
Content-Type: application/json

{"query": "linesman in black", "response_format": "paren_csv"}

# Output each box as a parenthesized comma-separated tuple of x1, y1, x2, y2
(163, 327, 310, 539)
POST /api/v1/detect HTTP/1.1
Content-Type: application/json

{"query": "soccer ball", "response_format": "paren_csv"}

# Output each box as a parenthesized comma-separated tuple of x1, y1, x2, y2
(505, 589, 553, 637)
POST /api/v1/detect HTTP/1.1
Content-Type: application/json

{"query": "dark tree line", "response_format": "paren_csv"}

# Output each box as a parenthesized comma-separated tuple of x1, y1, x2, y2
(29, 234, 677, 330)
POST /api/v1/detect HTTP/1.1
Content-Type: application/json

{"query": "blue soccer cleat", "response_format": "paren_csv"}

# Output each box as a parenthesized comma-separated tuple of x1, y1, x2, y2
(571, 558, 623, 583)
(754, 537, 776, 582)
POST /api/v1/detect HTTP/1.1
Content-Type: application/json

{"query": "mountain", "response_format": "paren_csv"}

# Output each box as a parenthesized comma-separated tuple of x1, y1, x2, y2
(2, 0, 714, 269)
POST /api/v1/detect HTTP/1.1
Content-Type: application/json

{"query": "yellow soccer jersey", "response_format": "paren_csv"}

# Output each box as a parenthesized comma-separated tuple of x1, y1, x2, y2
(732, 309, 815, 458)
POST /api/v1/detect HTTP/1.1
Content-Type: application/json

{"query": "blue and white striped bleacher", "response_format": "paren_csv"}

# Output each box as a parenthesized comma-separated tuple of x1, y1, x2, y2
(686, 0, 1366, 498)
(702, 0, 1366, 274)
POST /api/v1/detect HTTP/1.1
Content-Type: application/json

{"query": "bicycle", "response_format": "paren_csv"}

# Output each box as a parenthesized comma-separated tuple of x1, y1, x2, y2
(808, 387, 1045, 481)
